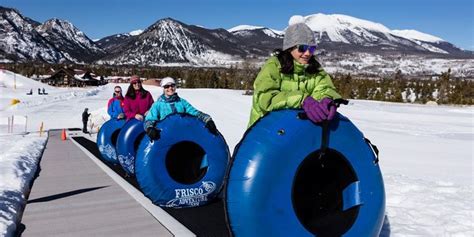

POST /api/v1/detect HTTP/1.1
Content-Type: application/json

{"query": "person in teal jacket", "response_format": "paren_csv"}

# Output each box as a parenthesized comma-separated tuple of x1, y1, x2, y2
(144, 77, 218, 140)
(248, 15, 341, 127)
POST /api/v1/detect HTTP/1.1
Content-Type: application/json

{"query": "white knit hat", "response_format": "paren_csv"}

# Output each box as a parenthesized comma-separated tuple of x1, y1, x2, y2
(160, 77, 175, 87)
(283, 15, 316, 50)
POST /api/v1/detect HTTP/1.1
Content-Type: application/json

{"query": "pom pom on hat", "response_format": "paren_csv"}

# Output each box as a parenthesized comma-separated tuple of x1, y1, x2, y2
(288, 15, 305, 26)
(160, 77, 176, 87)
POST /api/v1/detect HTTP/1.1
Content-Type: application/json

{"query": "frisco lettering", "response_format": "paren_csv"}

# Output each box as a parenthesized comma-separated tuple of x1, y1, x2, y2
(175, 188, 205, 198)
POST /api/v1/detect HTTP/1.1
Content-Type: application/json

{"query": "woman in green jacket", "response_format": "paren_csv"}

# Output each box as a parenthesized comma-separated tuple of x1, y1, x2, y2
(248, 15, 341, 127)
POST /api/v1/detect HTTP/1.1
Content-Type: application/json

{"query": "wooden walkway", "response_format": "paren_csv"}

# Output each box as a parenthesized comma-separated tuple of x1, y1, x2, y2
(20, 130, 186, 236)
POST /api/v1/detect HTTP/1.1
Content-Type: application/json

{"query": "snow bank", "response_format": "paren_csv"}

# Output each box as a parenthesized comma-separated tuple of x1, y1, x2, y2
(0, 133, 47, 236)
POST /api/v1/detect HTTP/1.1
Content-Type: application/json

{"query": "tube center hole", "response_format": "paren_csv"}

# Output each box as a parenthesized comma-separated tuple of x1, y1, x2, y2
(166, 141, 208, 184)
(292, 149, 359, 236)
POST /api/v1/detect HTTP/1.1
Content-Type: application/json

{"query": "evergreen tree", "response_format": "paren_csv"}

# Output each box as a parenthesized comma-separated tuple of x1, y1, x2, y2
(437, 69, 451, 104)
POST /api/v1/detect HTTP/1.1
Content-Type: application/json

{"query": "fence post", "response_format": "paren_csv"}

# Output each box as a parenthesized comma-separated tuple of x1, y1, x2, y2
(25, 115, 28, 133)
(11, 115, 14, 133)
(7, 116, 10, 133)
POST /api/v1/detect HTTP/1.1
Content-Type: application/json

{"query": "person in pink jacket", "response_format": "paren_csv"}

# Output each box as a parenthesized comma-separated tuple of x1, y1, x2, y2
(123, 75, 154, 121)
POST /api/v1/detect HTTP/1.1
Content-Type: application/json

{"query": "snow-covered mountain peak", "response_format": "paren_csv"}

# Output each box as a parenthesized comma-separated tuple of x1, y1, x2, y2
(391, 29, 444, 43)
(0, 6, 22, 20)
(35, 17, 104, 63)
(143, 18, 189, 40)
(228, 25, 265, 32)
(129, 29, 143, 36)
(38, 18, 86, 38)
(262, 28, 284, 38)
(307, 13, 391, 33)
(141, 17, 190, 38)
(0, 6, 37, 32)
(0, 6, 63, 63)
(149, 17, 180, 27)
(303, 13, 394, 43)
(1, 7, 471, 67)
(228, 25, 283, 38)
(98, 17, 267, 65)
(111, 29, 143, 38)
(44, 18, 71, 27)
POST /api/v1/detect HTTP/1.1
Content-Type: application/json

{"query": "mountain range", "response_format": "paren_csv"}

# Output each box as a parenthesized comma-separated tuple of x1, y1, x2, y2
(1, 6, 472, 76)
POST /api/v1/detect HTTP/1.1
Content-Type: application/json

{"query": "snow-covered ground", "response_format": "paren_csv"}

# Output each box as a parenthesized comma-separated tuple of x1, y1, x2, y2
(0, 133, 46, 236)
(0, 70, 472, 236)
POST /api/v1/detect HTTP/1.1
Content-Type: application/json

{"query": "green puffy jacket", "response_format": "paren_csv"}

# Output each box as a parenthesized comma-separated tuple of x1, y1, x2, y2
(248, 56, 341, 127)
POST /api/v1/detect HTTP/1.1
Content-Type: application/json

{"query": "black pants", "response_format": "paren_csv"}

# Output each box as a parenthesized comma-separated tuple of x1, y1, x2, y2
(83, 121, 88, 133)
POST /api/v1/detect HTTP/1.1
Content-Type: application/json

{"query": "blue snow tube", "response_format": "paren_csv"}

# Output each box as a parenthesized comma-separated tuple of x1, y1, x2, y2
(116, 119, 146, 175)
(226, 110, 385, 237)
(135, 114, 230, 208)
(97, 119, 126, 164)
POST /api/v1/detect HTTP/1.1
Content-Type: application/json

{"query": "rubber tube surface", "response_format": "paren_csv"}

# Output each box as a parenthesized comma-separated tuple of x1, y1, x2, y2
(97, 119, 126, 164)
(116, 119, 145, 175)
(226, 110, 385, 237)
(136, 114, 230, 208)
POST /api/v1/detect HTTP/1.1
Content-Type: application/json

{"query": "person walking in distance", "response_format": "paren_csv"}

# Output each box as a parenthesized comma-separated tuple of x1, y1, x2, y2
(82, 108, 91, 133)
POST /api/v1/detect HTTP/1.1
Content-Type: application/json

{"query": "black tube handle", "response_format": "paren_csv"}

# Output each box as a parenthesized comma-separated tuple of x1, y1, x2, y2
(364, 138, 380, 164)
(333, 98, 349, 106)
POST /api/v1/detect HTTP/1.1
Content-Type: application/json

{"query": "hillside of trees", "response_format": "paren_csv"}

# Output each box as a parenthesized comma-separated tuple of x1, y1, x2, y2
(3, 63, 473, 105)
(332, 69, 472, 105)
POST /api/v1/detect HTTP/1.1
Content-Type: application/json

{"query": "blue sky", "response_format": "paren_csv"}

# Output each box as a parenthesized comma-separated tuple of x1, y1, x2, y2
(3, 0, 473, 50)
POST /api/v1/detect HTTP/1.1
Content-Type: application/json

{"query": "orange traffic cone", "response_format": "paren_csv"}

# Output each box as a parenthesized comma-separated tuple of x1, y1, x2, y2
(61, 129, 67, 140)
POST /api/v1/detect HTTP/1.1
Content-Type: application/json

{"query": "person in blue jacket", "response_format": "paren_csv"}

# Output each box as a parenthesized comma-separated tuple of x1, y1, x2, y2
(144, 77, 218, 140)
(107, 85, 125, 119)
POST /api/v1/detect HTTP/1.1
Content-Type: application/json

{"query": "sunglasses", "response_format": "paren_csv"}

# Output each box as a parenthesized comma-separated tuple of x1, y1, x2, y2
(297, 45, 317, 54)
(114, 90, 121, 93)
(163, 84, 176, 89)
(132, 81, 141, 85)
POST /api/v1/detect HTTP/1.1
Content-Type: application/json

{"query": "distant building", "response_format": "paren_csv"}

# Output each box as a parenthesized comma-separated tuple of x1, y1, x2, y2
(105, 76, 129, 83)
(106, 76, 159, 85)
(142, 78, 160, 86)
(103, 76, 180, 87)
(40, 68, 106, 87)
